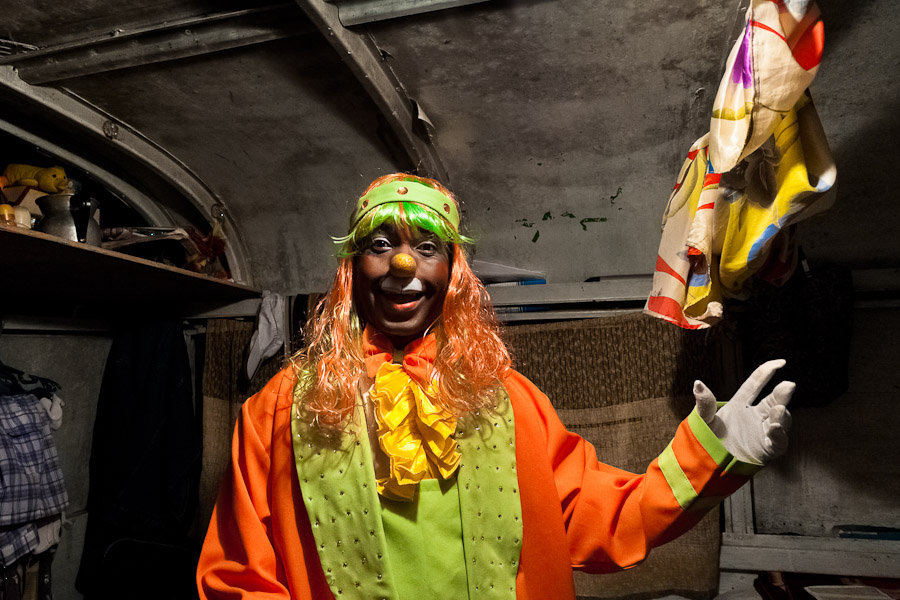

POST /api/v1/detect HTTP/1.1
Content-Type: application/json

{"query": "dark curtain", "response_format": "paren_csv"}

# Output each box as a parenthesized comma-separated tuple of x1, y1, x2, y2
(75, 320, 201, 600)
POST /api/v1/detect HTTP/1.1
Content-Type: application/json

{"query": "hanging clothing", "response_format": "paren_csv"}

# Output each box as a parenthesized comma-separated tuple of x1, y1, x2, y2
(0, 393, 68, 567)
(245, 291, 285, 383)
(646, 0, 835, 329)
(75, 321, 201, 598)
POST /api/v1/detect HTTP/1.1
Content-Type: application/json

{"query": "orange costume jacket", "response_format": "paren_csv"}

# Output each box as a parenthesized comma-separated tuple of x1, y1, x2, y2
(197, 357, 757, 599)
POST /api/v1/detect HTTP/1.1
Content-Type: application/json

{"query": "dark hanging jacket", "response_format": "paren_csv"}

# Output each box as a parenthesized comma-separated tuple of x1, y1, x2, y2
(76, 320, 201, 600)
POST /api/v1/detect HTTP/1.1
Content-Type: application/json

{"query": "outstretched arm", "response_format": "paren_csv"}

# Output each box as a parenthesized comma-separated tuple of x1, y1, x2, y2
(506, 362, 794, 574)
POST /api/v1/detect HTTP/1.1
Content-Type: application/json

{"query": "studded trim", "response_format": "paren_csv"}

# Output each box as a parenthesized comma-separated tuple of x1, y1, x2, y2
(292, 399, 397, 599)
(455, 388, 522, 599)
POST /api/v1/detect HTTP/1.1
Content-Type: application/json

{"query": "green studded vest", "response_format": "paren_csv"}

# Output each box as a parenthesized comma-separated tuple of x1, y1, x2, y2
(291, 388, 523, 599)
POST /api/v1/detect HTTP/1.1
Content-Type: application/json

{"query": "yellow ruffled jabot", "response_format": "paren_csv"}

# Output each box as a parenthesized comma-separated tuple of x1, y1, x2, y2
(370, 361, 460, 501)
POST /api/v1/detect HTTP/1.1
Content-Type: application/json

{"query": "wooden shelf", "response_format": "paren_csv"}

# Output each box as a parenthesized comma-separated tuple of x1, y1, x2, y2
(721, 533, 900, 578)
(1, 226, 260, 317)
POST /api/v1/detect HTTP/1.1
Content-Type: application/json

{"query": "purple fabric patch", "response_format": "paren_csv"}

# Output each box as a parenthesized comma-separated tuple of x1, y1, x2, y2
(731, 24, 754, 89)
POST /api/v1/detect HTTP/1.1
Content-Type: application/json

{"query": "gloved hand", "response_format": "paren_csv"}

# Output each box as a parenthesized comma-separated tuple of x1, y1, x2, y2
(694, 359, 795, 465)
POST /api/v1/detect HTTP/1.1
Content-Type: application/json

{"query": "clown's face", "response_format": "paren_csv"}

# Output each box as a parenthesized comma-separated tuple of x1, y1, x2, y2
(353, 224, 450, 348)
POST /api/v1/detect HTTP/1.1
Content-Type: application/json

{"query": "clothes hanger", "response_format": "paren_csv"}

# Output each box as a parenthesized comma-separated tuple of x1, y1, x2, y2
(0, 358, 61, 397)
(0, 318, 62, 396)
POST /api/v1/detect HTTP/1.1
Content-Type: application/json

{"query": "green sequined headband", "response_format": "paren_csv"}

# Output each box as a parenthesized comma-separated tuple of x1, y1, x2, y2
(349, 180, 459, 232)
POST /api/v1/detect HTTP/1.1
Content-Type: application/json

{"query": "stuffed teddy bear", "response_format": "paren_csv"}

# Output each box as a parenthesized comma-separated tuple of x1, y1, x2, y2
(1, 164, 69, 193)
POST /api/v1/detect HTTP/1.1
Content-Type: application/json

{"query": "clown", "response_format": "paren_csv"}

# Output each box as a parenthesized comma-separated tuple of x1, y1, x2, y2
(198, 173, 793, 599)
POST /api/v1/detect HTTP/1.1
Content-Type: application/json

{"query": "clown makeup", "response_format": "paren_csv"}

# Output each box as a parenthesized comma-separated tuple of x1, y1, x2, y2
(353, 224, 451, 348)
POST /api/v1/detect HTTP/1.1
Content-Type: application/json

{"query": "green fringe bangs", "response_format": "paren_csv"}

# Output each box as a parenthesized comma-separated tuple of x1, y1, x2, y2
(335, 201, 471, 257)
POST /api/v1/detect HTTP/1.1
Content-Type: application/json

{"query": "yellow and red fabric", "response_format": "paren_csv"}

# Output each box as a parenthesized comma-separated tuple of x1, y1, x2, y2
(646, 0, 834, 329)
(646, 135, 724, 329)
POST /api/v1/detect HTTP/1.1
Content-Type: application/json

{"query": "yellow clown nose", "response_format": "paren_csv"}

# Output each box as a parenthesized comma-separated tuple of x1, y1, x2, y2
(390, 253, 417, 278)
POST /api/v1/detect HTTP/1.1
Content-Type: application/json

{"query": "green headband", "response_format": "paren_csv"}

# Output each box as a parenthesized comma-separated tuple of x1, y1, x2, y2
(350, 180, 460, 232)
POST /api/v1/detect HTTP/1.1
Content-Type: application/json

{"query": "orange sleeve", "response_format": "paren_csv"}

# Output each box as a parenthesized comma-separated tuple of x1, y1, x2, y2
(505, 371, 749, 574)
(196, 373, 294, 599)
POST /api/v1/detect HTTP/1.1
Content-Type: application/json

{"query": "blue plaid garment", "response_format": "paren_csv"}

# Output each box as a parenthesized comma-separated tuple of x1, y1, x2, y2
(0, 522, 38, 566)
(0, 393, 68, 564)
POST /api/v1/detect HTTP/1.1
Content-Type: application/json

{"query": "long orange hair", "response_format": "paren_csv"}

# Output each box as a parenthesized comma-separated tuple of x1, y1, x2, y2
(292, 173, 511, 428)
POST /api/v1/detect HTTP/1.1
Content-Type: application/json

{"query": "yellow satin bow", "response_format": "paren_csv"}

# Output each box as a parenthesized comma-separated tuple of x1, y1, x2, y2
(370, 361, 460, 501)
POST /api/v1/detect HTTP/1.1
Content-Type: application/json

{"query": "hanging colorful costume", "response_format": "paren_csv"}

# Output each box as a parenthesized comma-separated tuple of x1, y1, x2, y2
(198, 174, 792, 599)
(645, 0, 836, 329)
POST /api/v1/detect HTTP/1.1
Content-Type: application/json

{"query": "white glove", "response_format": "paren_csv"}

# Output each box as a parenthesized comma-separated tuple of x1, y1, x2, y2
(694, 359, 794, 465)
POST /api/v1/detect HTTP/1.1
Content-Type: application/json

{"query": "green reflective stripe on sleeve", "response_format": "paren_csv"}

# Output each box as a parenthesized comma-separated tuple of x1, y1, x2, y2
(658, 442, 698, 510)
(687, 407, 730, 464)
(687, 407, 764, 476)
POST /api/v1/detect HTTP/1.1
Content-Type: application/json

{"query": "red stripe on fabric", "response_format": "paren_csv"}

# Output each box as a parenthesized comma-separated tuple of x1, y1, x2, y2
(687, 149, 700, 160)
(792, 20, 824, 70)
(751, 20, 786, 42)
(646, 296, 704, 330)
(655, 255, 687, 286)
(646, 295, 684, 321)
(687, 247, 703, 257)
(703, 173, 721, 188)
(697, 202, 715, 211)
(674, 183, 682, 191)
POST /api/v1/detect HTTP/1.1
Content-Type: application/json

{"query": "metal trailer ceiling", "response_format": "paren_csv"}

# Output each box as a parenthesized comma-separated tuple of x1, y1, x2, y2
(0, 0, 897, 295)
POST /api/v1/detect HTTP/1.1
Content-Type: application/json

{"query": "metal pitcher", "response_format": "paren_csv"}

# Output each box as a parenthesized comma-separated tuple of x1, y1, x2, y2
(36, 194, 101, 246)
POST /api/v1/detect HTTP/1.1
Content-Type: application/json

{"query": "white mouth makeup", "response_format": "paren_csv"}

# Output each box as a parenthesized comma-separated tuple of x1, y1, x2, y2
(380, 276, 424, 294)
